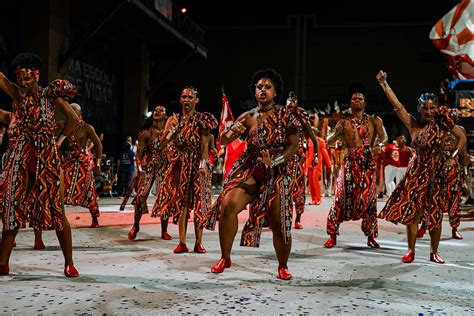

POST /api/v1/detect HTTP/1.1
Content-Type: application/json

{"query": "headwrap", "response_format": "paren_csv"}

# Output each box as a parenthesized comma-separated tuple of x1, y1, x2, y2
(15, 67, 40, 82)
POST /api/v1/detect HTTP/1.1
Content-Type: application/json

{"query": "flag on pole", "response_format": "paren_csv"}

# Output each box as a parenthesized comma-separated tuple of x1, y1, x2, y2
(429, 0, 474, 79)
(217, 87, 235, 150)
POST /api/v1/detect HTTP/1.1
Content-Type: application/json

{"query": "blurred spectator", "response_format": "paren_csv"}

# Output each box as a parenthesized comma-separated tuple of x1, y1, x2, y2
(116, 141, 136, 197)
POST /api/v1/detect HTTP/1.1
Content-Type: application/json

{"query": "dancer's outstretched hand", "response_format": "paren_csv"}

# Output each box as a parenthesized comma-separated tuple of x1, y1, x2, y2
(376, 70, 387, 83)
(257, 149, 272, 168)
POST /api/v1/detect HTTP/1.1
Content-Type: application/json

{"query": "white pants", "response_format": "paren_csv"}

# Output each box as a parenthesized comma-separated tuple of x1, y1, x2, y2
(395, 167, 407, 185)
(384, 165, 398, 196)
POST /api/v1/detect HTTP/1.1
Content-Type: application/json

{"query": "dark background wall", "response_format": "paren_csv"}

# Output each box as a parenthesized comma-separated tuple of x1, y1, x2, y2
(0, 0, 463, 157)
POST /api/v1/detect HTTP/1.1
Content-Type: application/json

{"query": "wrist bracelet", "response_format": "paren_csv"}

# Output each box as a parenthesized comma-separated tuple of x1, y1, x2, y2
(270, 155, 285, 168)
(199, 159, 208, 169)
(451, 149, 459, 159)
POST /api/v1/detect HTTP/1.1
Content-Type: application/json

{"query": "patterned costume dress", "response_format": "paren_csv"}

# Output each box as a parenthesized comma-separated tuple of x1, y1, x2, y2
(378, 106, 457, 230)
(292, 133, 307, 215)
(151, 111, 217, 227)
(62, 119, 99, 217)
(0, 80, 76, 231)
(440, 131, 462, 228)
(326, 114, 378, 237)
(132, 133, 168, 215)
(207, 105, 305, 247)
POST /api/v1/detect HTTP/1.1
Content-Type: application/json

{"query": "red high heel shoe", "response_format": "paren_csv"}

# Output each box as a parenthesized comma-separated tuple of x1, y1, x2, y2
(277, 266, 293, 280)
(161, 232, 173, 240)
(0, 264, 9, 276)
(128, 226, 139, 240)
(430, 253, 445, 264)
(173, 243, 189, 253)
(452, 228, 463, 240)
(211, 258, 232, 273)
(194, 243, 206, 253)
(417, 224, 426, 238)
(294, 221, 303, 229)
(33, 240, 46, 250)
(324, 235, 337, 248)
(64, 264, 79, 277)
(401, 250, 415, 263)
(367, 237, 380, 248)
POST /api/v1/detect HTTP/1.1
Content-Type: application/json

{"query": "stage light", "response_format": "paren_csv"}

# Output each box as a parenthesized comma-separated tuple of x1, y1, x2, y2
(146, 111, 152, 117)
(181, 7, 187, 14)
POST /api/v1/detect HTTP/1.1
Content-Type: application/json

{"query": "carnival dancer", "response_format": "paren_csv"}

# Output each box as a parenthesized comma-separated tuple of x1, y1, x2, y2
(376, 70, 465, 264)
(127, 105, 172, 241)
(417, 126, 468, 240)
(324, 82, 388, 249)
(285, 92, 319, 230)
(61, 103, 102, 227)
(0, 53, 79, 276)
(151, 87, 217, 253)
(207, 68, 304, 280)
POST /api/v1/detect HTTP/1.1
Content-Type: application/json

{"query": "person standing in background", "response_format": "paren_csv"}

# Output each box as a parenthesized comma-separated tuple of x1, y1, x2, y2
(116, 140, 136, 198)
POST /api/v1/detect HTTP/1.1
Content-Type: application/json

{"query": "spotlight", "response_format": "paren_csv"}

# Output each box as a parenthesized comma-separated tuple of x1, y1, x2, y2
(181, 7, 187, 14)
(146, 111, 152, 117)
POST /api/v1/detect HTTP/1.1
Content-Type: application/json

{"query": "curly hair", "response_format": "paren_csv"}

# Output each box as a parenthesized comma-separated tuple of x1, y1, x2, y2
(11, 52, 42, 70)
(248, 68, 284, 104)
(417, 92, 437, 112)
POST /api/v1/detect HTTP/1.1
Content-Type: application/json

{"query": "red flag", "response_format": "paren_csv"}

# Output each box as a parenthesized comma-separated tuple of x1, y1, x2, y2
(217, 91, 235, 150)
(429, 0, 474, 79)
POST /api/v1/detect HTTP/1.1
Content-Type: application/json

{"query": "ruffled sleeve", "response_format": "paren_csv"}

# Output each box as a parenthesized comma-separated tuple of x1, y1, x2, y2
(45, 79, 77, 101)
(436, 105, 458, 131)
(283, 104, 308, 129)
(197, 112, 218, 130)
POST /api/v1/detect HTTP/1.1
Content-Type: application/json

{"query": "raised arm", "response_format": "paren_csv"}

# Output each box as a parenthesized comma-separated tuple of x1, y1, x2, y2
(54, 97, 79, 147)
(376, 70, 413, 133)
(0, 73, 21, 103)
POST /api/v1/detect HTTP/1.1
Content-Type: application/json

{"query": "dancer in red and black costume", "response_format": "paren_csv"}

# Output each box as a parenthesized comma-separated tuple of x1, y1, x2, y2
(207, 68, 305, 280)
(152, 87, 217, 254)
(376, 70, 465, 264)
(324, 82, 388, 249)
(286, 92, 319, 230)
(127, 105, 172, 241)
(0, 53, 79, 277)
(417, 126, 468, 240)
(61, 103, 102, 228)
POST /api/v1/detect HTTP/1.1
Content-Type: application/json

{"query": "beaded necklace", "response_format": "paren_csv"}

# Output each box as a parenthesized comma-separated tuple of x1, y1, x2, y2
(350, 113, 369, 145)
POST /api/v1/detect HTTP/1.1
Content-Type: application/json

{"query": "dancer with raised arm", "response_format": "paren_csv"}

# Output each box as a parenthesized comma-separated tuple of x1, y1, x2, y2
(376, 70, 465, 264)
(0, 53, 79, 276)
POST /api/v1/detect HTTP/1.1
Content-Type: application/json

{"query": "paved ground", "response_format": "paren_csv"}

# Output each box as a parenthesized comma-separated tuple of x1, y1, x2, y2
(1, 195, 473, 315)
